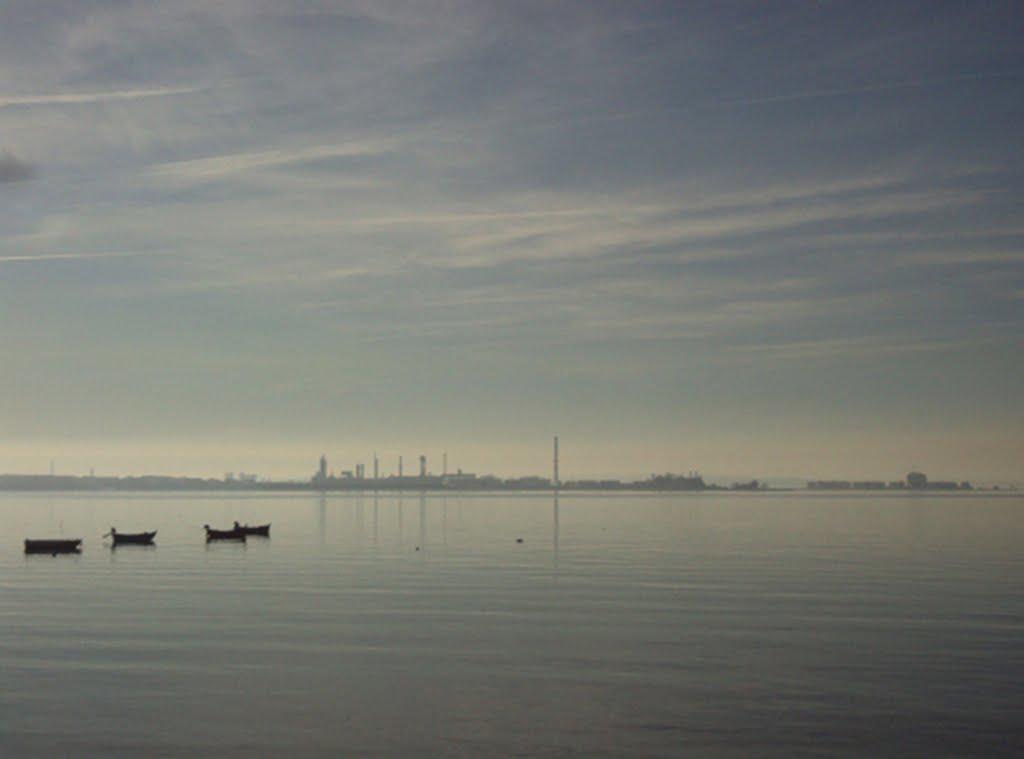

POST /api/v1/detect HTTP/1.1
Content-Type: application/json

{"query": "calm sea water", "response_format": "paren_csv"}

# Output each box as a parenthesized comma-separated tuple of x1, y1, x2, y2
(1, 491, 1022, 757)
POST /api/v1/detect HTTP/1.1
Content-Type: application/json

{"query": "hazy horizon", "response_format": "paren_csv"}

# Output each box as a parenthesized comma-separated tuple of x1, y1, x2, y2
(2, 2, 1022, 484)
(2, 436, 1015, 488)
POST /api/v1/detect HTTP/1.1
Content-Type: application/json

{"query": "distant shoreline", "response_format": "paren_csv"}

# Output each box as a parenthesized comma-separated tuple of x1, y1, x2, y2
(0, 473, 1015, 494)
(0, 473, 703, 493)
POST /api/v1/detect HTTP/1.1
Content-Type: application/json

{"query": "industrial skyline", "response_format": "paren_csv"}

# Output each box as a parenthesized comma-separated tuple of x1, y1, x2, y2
(312, 435, 562, 483)
(2, 436, 1000, 492)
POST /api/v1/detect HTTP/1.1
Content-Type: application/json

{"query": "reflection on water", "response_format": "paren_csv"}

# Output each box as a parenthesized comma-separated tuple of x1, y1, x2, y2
(2, 491, 1023, 758)
(397, 495, 404, 544)
(317, 492, 326, 543)
(418, 492, 427, 555)
(353, 495, 363, 546)
(553, 491, 560, 567)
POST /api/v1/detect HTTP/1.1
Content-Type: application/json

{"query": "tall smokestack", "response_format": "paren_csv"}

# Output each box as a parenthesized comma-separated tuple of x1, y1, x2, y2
(553, 436, 559, 487)
(399, 456, 403, 478)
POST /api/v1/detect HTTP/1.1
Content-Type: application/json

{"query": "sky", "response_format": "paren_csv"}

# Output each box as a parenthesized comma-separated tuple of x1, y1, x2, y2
(1, 1, 1022, 484)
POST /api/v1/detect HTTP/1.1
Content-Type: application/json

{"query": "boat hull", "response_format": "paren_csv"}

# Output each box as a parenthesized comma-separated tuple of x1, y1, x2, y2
(235, 523, 270, 537)
(204, 526, 246, 542)
(111, 531, 157, 546)
(25, 538, 82, 555)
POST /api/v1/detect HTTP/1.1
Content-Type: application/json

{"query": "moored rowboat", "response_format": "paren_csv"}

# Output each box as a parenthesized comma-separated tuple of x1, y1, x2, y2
(234, 521, 270, 537)
(204, 524, 246, 542)
(105, 528, 157, 546)
(25, 538, 83, 555)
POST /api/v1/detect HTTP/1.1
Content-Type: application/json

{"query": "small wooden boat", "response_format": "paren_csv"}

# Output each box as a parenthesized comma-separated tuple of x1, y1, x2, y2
(204, 524, 246, 542)
(25, 538, 83, 555)
(234, 521, 271, 537)
(105, 528, 157, 546)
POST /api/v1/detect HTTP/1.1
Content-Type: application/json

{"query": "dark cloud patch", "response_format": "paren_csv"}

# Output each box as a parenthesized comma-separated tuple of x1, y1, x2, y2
(0, 150, 34, 182)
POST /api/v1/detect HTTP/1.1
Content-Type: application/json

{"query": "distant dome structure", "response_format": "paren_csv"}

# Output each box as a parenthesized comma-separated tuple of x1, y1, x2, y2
(906, 471, 928, 489)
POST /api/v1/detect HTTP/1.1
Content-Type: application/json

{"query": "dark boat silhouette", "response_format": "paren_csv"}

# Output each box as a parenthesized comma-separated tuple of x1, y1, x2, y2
(204, 524, 246, 542)
(105, 528, 157, 546)
(25, 538, 82, 555)
(233, 521, 270, 537)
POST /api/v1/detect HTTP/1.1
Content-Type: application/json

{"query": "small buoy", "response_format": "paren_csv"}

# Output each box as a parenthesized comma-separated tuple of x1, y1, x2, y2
(415, 546, 420, 551)
(516, 538, 524, 544)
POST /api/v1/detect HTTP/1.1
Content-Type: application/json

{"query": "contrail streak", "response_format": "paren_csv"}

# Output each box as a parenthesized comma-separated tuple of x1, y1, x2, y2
(0, 86, 201, 109)
(525, 70, 1024, 130)
(711, 71, 1024, 108)
(0, 251, 148, 264)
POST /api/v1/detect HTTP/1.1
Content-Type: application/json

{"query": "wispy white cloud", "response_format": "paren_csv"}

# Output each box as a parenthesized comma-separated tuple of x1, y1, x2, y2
(720, 334, 994, 363)
(149, 138, 397, 181)
(710, 70, 1024, 109)
(120, 172, 963, 274)
(0, 86, 202, 109)
(898, 249, 1024, 267)
(421, 185, 984, 269)
(0, 251, 148, 264)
